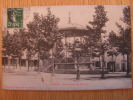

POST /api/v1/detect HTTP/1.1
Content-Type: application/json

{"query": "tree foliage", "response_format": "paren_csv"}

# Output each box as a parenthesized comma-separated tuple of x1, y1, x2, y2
(3, 7, 62, 62)
(86, 5, 109, 57)
(26, 8, 61, 59)
(3, 29, 27, 58)
(87, 5, 108, 41)
(108, 6, 131, 75)
(115, 6, 131, 55)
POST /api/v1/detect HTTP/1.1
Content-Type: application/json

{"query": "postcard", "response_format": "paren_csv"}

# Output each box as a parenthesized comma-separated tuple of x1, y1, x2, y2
(2, 5, 132, 90)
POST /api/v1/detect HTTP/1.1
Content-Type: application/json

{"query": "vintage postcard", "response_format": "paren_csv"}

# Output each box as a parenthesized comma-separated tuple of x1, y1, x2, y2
(2, 5, 132, 90)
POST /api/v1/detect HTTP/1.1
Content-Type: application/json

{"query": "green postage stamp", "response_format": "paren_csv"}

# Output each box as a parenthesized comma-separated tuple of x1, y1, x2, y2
(7, 8, 23, 28)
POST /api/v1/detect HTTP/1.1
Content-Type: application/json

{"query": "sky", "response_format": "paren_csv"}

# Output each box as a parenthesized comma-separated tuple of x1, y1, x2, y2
(4, 5, 129, 36)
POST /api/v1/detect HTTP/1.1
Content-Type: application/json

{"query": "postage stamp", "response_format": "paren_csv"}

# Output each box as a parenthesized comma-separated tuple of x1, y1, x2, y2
(7, 8, 23, 28)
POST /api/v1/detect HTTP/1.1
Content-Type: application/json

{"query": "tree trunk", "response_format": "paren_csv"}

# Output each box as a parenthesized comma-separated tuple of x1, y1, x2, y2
(16, 58, 19, 69)
(122, 54, 125, 72)
(75, 57, 80, 80)
(101, 54, 105, 78)
(8, 57, 10, 68)
(99, 56, 101, 68)
(126, 53, 130, 75)
(27, 59, 30, 71)
(51, 48, 55, 76)
(38, 53, 40, 72)
(19, 59, 21, 70)
(52, 58, 55, 76)
(3, 57, 5, 70)
(111, 55, 114, 72)
(114, 55, 118, 72)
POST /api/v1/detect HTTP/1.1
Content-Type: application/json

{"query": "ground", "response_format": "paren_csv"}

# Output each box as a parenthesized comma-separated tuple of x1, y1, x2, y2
(2, 66, 132, 90)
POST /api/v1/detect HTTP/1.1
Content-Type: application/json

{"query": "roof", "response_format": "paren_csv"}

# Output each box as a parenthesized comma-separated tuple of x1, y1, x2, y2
(59, 23, 89, 37)
(59, 23, 87, 31)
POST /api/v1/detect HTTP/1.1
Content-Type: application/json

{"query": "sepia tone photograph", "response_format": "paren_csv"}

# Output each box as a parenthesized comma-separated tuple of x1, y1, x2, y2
(2, 5, 132, 90)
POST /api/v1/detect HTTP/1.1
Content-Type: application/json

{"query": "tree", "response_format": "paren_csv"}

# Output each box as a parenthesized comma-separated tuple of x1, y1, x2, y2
(3, 30, 13, 67)
(86, 5, 108, 78)
(108, 31, 120, 72)
(3, 30, 12, 57)
(26, 8, 61, 71)
(71, 39, 83, 80)
(116, 6, 131, 75)
(3, 29, 27, 68)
